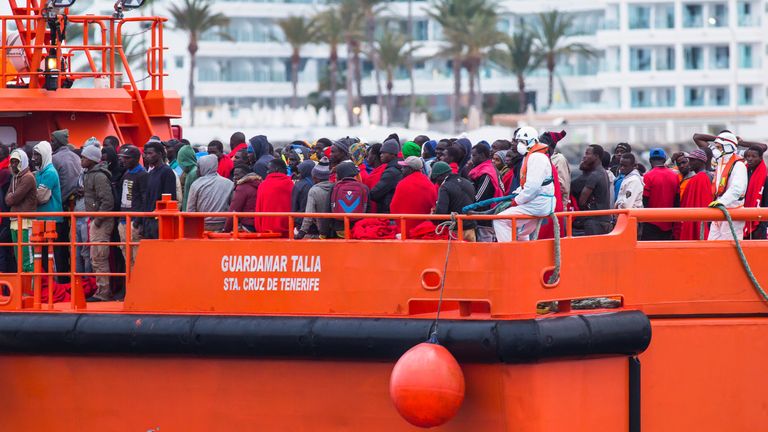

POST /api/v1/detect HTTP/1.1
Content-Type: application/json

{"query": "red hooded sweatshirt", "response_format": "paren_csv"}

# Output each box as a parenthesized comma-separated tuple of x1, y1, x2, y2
(217, 154, 234, 179)
(390, 171, 438, 233)
(255, 172, 294, 236)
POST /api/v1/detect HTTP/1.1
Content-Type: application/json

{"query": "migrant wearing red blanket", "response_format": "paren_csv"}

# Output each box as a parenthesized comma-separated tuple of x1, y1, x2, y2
(227, 142, 247, 159)
(217, 154, 234, 179)
(364, 164, 387, 212)
(390, 170, 438, 234)
(744, 158, 767, 237)
(468, 159, 505, 199)
(674, 171, 713, 240)
(254, 172, 294, 236)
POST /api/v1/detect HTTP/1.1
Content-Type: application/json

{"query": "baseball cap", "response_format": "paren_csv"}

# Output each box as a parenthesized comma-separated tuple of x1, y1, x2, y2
(649, 148, 666, 160)
(398, 156, 424, 171)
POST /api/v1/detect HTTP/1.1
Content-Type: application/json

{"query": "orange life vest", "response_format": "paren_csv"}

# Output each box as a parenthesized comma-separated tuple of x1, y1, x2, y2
(712, 154, 745, 198)
(519, 144, 549, 188)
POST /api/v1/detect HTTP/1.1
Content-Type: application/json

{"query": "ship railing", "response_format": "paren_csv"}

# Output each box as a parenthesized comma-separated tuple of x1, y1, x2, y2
(0, 206, 766, 310)
(0, 14, 167, 90)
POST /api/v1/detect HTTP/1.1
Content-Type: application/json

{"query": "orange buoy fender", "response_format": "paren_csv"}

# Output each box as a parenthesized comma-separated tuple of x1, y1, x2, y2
(389, 342, 465, 428)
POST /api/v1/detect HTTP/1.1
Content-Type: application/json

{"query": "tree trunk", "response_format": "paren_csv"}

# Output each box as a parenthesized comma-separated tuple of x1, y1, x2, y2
(291, 50, 300, 109)
(475, 60, 483, 120)
(346, 40, 356, 126)
(329, 47, 338, 126)
(517, 73, 527, 113)
(353, 43, 362, 110)
(452, 56, 461, 132)
(386, 70, 393, 127)
(188, 39, 197, 127)
(407, 0, 415, 126)
(547, 54, 555, 109)
(467, 62, 475, 118)
(367, 15, 384, 122)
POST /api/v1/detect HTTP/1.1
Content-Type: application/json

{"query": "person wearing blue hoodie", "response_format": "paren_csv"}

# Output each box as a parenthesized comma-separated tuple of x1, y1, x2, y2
(249, 135, 275, 177)
(422, 140, 438, 177)
(32, 141, 65, 281)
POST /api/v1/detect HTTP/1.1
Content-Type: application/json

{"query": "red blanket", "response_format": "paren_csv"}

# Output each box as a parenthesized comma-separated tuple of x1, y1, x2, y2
(227, 143, 247, 159)
(363, 164, 387, 213)
(390, 172, 437, 233)
(675, 171, 713, 240)
(744, 161, 767, 237)
(468, 159, 504, 199)
(255, 173, 294, 236)
(35, 277, 97, 303)
(409, 221, 449, 240)
(351, 218, 397, 239)
(217, 154, 234, 179)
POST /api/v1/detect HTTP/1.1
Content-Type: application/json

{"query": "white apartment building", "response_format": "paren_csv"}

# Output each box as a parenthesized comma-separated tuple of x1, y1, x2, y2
(2, 0, 766, 143)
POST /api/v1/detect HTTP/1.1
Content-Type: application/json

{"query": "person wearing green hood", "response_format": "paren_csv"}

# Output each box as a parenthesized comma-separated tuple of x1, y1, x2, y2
(177, 144, 199, 211)
(402, 141, 421, 159)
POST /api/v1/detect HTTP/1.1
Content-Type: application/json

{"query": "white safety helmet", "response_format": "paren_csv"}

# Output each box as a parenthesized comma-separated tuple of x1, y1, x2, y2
(713, 131, 738, 155)
(515, 126, 539, 148)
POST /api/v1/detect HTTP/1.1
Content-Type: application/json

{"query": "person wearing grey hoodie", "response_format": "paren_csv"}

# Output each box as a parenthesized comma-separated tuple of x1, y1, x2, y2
(297, 158, 333, 239)
(187, 154, 234, 232)
(81, 145, 115, 301)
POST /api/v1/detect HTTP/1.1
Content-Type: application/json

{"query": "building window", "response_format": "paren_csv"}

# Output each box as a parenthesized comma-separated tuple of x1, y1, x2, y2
(656, 47, 675, 70)
(739, 85, 754, 105)
(629, 5, 651, 29)
(684, 46, 703, 70)
(711, 46, 730, 69)
(630, 47, 652, 71)
(711, 87, 729, 106)
(655, 4, 675, 28)
(685, 87, 705, 106)
(708, 3, 728, 27)
(631, 88, 651, 107)
(737, 1, 757, 26)
(175, 56, 184, 69)
(739, 44, 754, 68)
(683, 4, 704, 27)
(414, 20, 429, 41)
(658, 87, 676, 107)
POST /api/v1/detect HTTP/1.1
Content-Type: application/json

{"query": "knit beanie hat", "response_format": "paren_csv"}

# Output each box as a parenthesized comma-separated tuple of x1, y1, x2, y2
(540, 130, 567, 147)
(402, 141, 421, 158)
(423, 140, 437, 158)
(430, 161, 452, 180)
(81, 144, 103, 163)
(312, 156, 331, 181)
(84, 137, 101, 148)
(335, 160, 359, 180)
(332, 139, 351, 156)
(349, 142, 367, 166)
(52, 129, 69, 146)
(381, 139, 399, 155)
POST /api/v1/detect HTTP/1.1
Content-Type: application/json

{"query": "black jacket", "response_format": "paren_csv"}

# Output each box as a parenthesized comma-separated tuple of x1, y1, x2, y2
(370, 160, 402, 213)
(435, 174, 477, 229)
(144, 164, 177, 212)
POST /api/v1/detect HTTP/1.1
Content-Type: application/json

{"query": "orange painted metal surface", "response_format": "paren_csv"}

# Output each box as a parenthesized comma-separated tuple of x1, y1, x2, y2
(0, 355, 627, 431)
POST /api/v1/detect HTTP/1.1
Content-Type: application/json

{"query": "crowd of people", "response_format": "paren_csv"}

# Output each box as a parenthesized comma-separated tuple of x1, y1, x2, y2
(0, 126, 765, 301)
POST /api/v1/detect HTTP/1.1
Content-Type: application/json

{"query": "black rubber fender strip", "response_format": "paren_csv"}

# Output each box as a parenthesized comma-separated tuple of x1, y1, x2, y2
(0, 310, 651, 363)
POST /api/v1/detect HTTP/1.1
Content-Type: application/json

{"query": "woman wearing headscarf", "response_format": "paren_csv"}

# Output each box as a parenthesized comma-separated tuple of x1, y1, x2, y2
(348, 141, 369, 184)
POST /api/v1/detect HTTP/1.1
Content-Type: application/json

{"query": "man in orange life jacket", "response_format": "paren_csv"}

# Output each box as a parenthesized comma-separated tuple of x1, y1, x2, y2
(493, 127, 556, 242)
(696, 131, 748, 240)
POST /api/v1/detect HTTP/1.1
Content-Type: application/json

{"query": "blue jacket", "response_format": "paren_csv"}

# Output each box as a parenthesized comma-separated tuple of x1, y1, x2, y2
(35, 163, 63, 221)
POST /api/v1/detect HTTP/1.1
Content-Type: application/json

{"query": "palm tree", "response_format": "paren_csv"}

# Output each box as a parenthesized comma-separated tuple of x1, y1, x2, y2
(429, 0, 497, 130)
(277, 16, 317, 109)
(490, 29, 542, 113)
(337, 0, 365, 126)
(359, 0, 386, 119)
(376, 31, 415, 126)
(532, 10, 596, 109)
(315, 8, 343, 126)
(168, 0, 229, 126)
(458, 9, 505, 116)
(406, 0, 416, 125)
